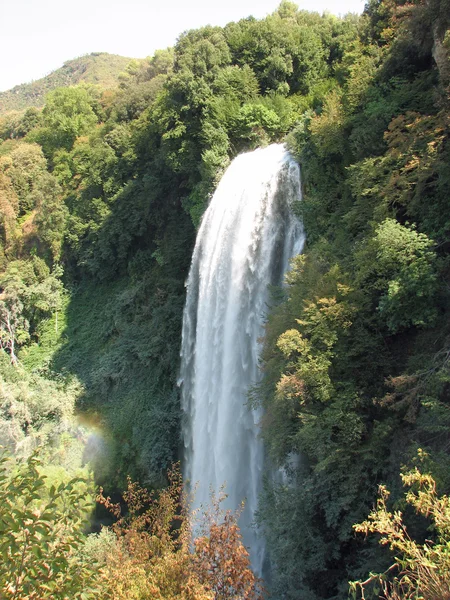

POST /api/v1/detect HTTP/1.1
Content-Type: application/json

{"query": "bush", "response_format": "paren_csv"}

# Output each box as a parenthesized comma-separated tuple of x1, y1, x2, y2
(0, 452, 100, 599)
(351, 454, 450, 599)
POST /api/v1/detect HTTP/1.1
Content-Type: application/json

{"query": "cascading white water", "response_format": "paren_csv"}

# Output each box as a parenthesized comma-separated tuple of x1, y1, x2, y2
(179, 143, 305, 573)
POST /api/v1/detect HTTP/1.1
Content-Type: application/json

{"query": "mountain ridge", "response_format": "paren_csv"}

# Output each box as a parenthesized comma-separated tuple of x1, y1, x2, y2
(0, 52, 138, 114)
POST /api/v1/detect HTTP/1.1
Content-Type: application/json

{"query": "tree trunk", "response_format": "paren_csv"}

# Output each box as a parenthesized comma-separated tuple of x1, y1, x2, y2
(432, 23, 450, 87)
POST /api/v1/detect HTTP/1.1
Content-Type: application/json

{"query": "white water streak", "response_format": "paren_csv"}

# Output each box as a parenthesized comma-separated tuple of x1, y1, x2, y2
(180, 144, 305, 573)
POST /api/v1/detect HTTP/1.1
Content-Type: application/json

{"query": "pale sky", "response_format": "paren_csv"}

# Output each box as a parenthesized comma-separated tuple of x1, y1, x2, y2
(0, 0, 365, 92)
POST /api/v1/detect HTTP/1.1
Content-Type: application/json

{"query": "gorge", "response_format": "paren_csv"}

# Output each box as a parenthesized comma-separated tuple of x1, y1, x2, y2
(1, 1, 449, 596)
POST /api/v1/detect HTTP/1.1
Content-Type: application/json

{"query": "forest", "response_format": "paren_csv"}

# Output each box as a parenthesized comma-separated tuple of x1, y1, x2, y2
(0, 0, 449, 597)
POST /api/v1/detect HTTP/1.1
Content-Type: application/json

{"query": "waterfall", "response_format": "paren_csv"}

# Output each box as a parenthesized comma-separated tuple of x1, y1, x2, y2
(179, 143, 305, 573)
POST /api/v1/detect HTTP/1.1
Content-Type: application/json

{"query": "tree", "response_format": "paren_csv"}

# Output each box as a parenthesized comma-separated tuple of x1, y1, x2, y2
(0, 453, 100, 599)
(97, 466, 263, 600)
(97, 466, 212, 599)
(309, 88, 346, 157)
(0, 172, 19, 260)
(356, 219, 438, 333)
(0, 294, 28, 365)
(0, 143, 47, 214)
(0, 257, 65, 356)
(30, 87, 99, 158)
(351, 456, 450, 599)
(174, 27, 231, 80)
(32, 173, 68, 261)
(193, 491, 263, 600)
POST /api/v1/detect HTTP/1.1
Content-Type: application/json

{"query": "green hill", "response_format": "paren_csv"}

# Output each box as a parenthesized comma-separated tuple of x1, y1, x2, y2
(0, 52, 136, 114)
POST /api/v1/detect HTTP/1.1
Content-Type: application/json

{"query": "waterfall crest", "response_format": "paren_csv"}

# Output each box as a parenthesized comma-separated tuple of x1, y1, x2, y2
(179, 143, 305, 572)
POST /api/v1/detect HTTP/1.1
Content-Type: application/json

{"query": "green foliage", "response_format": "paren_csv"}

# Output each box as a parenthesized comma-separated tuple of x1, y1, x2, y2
(347, 109, 450, 241)
(212, 64, 259, 101)
(0, 172, 19, 263)
(32, 173, 68, 261)
(0, 108, 42, 141)
(0, 348, 83, 461)
(175, 27, 231, 79)
(231, 102, 282, 147)
(0, 143, 47, 214)
(309, 88, 346, 157)
(30, 87, 100, 158)
(254, 2, 450, 597)
(0, 452, 100, 599)
(225, 8, 332, 95)
(1, 257, 64, 338)
(52, 247, 192, 486)
(360, 220, 438, 332)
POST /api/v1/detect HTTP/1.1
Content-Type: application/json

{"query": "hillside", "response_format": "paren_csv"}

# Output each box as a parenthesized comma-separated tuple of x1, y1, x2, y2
(0, 52, 136, 114)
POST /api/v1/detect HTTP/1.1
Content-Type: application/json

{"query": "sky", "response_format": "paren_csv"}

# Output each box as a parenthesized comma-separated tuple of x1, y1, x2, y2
(0, 0, 365, 93)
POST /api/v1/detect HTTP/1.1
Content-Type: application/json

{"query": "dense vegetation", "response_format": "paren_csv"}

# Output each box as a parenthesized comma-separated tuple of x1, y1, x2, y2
(0, 0, 449, 597)
(0, 455, 260, 599)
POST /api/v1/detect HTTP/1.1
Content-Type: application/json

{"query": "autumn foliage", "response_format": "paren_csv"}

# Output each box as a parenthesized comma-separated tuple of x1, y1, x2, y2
(0, 455, 262, 600)
(97, 465, 263, 600)
(351, 454, 450, 599)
